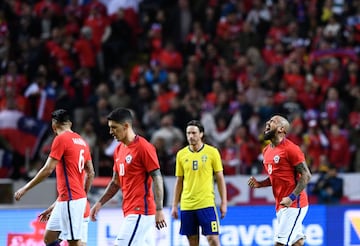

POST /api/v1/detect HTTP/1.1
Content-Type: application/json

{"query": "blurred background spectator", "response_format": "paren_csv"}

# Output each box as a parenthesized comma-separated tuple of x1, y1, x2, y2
(0, 0, 359, 180)
(311, 164, 344, 204)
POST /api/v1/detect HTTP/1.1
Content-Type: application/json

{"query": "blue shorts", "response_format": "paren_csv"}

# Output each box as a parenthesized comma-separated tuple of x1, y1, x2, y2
(180, 206, 219, 236)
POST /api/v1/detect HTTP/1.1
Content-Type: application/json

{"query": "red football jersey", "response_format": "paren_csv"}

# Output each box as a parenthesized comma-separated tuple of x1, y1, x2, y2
(262, 138, 308, 211)
(113, 136, 160, 217)
(50, 131, 92, 201)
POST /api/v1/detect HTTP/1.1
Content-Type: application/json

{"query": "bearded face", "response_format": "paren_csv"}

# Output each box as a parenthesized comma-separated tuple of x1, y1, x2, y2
(263, 128, 276, 140)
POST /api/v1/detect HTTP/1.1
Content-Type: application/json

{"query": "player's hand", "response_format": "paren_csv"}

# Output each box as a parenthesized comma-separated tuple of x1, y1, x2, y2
(280, 196, 292, 207)
(14, 187, 27, 201)
(247, 176, 260, 188)
(220, 201, 227, 219)
(90, 202, 102, 222)
(38, 209, 52, 222)
(155, 210, 167, 230)
(171, 206, 178, 220)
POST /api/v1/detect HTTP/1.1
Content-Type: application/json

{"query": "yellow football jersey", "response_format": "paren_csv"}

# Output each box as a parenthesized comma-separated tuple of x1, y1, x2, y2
(175, 144, 223, 210)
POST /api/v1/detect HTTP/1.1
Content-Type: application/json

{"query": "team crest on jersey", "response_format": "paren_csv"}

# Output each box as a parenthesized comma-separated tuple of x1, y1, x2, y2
(201, 155, 207, 163)
(273, 155, 280, 164)
(125, 155, 132, 164)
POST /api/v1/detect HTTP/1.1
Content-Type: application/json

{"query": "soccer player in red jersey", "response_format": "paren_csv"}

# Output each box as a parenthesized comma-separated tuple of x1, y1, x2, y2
(14, 109, 95, 246)
(90, 108, 167, 246)
(248, 115, 312, 246)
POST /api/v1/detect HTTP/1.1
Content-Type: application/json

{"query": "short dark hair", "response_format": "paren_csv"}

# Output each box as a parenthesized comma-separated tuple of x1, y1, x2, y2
(51, 109, 70, 123)
(107, 108, 133, 124)
(187, 120, 204, 133)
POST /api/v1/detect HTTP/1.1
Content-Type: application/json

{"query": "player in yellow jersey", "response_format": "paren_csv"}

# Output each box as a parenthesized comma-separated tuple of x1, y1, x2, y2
(171, 120, 227, 246)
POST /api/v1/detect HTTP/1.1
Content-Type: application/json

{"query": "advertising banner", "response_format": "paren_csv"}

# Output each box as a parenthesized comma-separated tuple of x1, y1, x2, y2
(0, 205, 359, 246)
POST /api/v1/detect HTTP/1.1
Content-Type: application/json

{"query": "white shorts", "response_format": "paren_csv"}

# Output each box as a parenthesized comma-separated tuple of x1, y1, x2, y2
(114, 214, 156, 246)
(58, 217, 89, 243)
(46, 197, 87, 242)
(274, 206, 308, 245)
(81, 217, 89, 243)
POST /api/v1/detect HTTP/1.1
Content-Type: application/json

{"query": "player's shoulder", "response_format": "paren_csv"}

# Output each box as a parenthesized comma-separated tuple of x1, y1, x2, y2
(283, 138, 300, 148)
(54, 131, 72, 142)
(137, 135, 153, 147)
(203, 144, 220, 154)
(177, 145, 189, 155)
(204, 143, 217, 150)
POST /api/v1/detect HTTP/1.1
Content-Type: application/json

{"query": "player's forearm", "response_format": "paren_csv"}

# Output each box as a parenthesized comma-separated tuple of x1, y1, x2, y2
(293, 175, 311, 196)
(216, 172, 227, 204)
(84, 163, 95, 194)
(152, 175, 164, 211)
(98, 181, 119, 206)
(293, 162, 312, 196)
(25, 166, 53, 191)
(172, 179, 183, 208)
(258, 177, 271, 188)
(46, 200, 57, 213)
(84, 175, 94, 194)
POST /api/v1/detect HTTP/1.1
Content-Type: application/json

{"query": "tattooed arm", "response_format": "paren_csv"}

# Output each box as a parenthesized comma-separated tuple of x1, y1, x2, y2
(280, 161, 312, 207)
(292, 161, 312, 196)
(150, 168, 167, 230)
(150, 169, 164, 211)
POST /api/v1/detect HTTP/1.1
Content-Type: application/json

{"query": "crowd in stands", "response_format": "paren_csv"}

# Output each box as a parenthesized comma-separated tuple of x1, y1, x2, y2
(0, 0, 360, 180)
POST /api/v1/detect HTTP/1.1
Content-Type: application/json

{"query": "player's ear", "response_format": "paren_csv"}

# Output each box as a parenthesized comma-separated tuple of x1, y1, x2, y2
(123, 122, 130, 129)
(279, 126, 287, 134)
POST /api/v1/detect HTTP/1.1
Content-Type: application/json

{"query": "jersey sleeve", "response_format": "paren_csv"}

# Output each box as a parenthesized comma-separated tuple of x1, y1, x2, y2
(113, 145, 120, 173)
(212, 147, 223, 172)
(49, 136, 65, 161)
(287, 143, 306, 167)
(175, 151, 184, 177)
(142, 140, 160, 172)
(84, 145, 92, 162)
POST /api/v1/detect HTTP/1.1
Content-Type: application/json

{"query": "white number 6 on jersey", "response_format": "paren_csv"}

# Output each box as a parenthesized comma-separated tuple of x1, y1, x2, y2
(78, 149, 85, 173)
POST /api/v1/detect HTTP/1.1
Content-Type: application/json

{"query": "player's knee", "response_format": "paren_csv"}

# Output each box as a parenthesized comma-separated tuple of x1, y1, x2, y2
(45, 240, 60, 246)
(206, 235, 220, 246)
(292, 238, 305, 246)
(68, 240, 83, 246)
(187, 235, 199, 246)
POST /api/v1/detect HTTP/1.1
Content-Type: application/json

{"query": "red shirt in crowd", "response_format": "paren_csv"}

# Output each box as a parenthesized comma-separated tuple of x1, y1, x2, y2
(74, 37, 96, 68)
(328, 130, 350, 171)
(83, 13, 110, 52)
